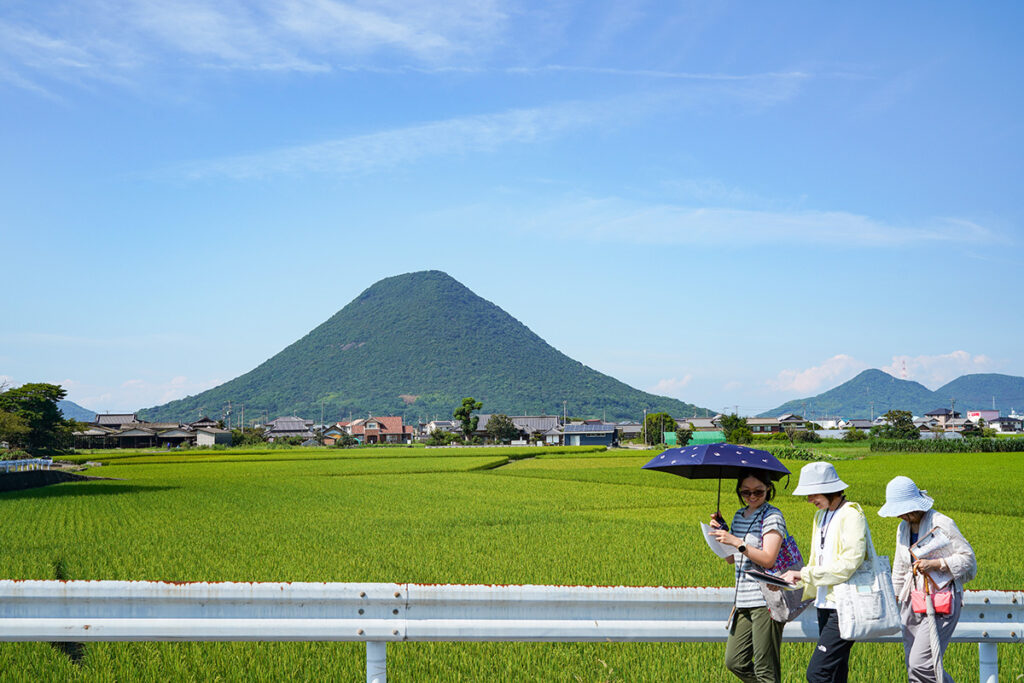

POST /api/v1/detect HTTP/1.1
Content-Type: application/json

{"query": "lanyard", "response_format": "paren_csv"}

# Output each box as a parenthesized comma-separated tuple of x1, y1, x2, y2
(819, 500, 845, 551)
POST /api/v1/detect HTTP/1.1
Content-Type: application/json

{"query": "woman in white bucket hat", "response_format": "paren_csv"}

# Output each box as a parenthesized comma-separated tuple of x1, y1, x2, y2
(780, 462, 867, 683)
(879, 476, 976, 683)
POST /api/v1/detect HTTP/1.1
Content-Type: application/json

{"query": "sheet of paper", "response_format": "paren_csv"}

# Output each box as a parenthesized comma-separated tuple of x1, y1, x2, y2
(911, 527, 955, 589)
(700, 522, 735, 559)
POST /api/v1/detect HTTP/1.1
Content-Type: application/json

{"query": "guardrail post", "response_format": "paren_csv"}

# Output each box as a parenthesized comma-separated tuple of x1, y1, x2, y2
(366, 641, 386, 683)
(978, 642, 997, 683)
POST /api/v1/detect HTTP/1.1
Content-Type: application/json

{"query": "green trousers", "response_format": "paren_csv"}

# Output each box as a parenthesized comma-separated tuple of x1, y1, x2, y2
(724, 606, 785, 683)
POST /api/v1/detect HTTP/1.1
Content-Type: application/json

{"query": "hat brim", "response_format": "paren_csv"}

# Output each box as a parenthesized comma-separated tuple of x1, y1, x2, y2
(877, 494, 934, 518)
(792, 479, 848, 496)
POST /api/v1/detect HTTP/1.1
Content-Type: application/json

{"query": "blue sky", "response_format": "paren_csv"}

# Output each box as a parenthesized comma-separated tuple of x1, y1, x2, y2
(1, 1, 1021, 417)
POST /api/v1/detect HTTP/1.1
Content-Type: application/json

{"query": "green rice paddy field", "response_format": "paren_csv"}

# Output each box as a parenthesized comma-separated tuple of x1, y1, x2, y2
(0, 445, 1021, 681)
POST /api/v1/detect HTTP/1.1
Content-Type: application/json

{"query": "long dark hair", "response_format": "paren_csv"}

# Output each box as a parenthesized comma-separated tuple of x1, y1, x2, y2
(735, 469, 776, 506)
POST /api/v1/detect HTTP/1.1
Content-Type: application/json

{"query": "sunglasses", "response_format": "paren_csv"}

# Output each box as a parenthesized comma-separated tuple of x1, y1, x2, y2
(739, 489, 767, 498)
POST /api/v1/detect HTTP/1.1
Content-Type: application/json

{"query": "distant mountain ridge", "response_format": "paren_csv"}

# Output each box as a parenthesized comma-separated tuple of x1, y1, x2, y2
(761, 369, 1024, 419)
(57, 399, 97, 422)
(141, 270, 707, 423)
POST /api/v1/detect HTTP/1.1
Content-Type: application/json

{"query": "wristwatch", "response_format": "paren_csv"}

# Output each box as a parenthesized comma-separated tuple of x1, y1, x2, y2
(737, 544, 747, 554)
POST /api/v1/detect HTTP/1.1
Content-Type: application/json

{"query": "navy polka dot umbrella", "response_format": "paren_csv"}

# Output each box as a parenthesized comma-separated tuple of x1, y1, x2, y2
(642, 443, 790, 524)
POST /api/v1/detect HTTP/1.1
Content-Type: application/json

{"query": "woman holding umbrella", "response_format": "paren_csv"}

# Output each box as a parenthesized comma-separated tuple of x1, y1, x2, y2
(878, 476, 976, 682)
(709, 469, 788, 683)
(780, 462, 867, 683)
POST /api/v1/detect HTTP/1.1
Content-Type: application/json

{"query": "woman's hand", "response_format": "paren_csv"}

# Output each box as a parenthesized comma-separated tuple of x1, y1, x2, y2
(711, 529, 741, 548)
(708, 513, 724, 530)
(913, 558, 945, 573)
(780, 569, 802, 585)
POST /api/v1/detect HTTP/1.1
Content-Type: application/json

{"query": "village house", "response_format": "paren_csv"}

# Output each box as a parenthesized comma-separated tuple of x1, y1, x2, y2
(195, 427, 232, 447)
(562, 422, 618, 447)
(990, 416, 1023, 433)
(474, 415, 561, 442)
(924, 408, 961, 430)
(347, 416, 414, 444)
(263, 416, 315, 442)
(746, 417, 781, 434)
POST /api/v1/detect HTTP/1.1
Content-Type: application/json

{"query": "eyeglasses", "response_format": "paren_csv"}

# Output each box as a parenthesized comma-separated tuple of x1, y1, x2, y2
(739, 489, 767, 498)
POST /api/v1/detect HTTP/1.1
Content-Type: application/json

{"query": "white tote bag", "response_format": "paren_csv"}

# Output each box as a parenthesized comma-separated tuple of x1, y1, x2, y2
(834, 522, 901, 640)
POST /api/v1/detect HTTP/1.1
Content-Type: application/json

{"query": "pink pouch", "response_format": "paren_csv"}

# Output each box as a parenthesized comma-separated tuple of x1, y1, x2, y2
(911, 587, 953, 615)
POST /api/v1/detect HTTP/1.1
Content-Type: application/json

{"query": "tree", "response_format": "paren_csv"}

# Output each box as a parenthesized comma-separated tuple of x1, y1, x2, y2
(875, 410, 920, 440)
(486, 414, 518, 444)
(842, 426, 867, 441)
(644, 412, 676, 445)
(453, 397, 483, 442)
(728, 426, 753, 444)
(425, 428, 456, 446)
(962, 418, 984, 438)
(231, 427, 266, 446)
(0, 383, 77, 453)
(332, 432, 358, 447)
(0, 411, 30, 449)
(674, 424, 694, 447)
(783, 424, 800, 446)
(719, 413, 748, 443)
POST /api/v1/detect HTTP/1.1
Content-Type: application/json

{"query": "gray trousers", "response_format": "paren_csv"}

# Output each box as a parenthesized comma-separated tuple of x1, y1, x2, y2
(900, 593, 962, 683)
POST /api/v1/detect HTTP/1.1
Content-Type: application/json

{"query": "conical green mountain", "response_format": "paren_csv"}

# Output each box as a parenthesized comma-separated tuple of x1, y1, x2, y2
(141, 270, 705, 423)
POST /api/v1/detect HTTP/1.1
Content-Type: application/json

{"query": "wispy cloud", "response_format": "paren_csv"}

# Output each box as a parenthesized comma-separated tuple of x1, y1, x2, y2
(522, 197, 998, 247)
(175, 75, 805, 180)
(0, 0, 508, 92)
(506, 65, 810, 81)
(175, 100, 605, 179)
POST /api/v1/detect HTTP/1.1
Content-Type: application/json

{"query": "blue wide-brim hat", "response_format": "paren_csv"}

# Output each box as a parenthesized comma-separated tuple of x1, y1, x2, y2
(878, 476, 934, 517)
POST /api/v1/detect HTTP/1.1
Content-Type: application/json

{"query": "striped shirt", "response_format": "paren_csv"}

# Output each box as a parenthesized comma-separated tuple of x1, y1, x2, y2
(731, 503, 787, 608)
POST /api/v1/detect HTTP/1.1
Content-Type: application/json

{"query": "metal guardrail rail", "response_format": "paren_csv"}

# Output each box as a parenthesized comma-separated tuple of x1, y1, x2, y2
(0, 581, 1019, 682)
(0, 458, 51, 474)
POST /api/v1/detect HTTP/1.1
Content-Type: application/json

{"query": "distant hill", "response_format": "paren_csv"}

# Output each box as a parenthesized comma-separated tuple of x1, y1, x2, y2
(935, 374, 1024, 413)
(57, 399, 96, 422)
(761, 369, 1024, 419)
(141, 270, 707, 423)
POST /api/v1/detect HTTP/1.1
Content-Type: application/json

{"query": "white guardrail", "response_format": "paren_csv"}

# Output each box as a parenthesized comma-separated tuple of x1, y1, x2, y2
(0, 459, 51, 474)
(0, 581, 1019, 682)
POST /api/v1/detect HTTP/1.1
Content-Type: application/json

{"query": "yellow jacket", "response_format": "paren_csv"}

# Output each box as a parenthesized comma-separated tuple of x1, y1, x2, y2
(798, 501, 868, 603)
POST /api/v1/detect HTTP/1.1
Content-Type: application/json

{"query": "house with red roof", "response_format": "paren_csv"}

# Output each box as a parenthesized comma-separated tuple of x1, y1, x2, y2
(347, 416, 414, 444)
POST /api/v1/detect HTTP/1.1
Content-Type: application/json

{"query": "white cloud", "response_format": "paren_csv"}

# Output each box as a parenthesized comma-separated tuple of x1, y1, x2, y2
(769, 354, 867, 394)
(0, 0, 508, 93)
(649, 375, 693, 397)
(882, 351, 993, 388)
(523, 198, 997, 247)
(62, 375, 224, 412)
(177, 100, 606, 179)
(178, 77, 808, 180)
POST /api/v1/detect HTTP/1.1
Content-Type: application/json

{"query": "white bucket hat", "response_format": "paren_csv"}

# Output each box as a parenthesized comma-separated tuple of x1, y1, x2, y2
(791, 461, 848, 495)
(877, 476, 934, 517)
